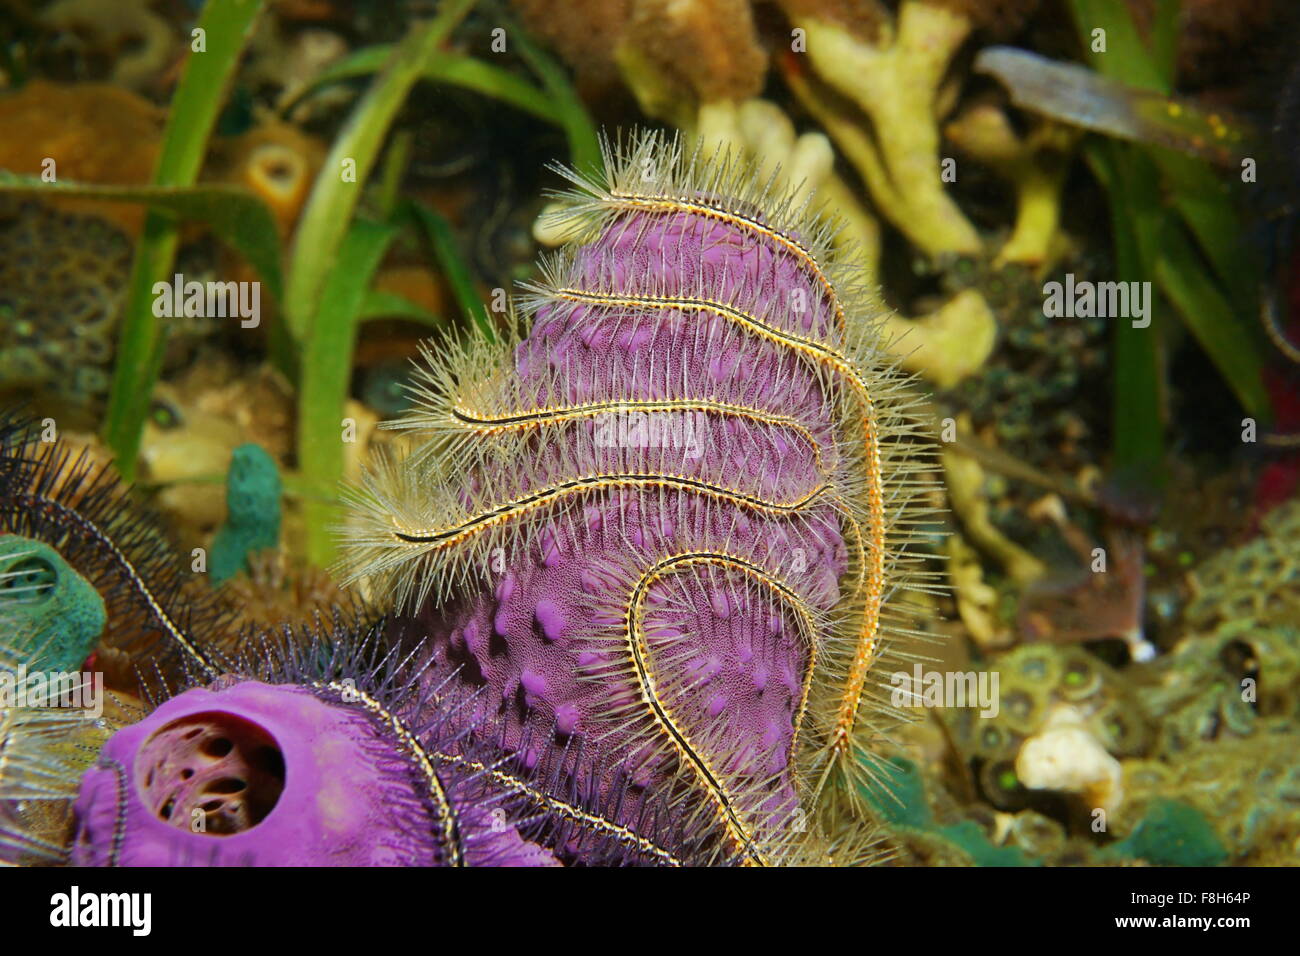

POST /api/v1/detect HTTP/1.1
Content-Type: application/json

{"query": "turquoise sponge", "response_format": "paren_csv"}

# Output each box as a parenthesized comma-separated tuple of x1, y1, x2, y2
(936, 820, 1033, 867)
(210, 444, 282, 585)
(861, 755, 1034, 866)
(1108, 799, 1228, 867)
(863, 755, 935, 830)
(0, 534, 106, 672)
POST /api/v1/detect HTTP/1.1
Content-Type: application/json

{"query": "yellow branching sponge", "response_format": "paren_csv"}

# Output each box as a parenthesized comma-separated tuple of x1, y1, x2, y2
(339, 131, 943, 864)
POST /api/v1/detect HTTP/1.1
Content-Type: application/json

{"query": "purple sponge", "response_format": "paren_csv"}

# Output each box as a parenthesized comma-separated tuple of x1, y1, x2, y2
(417, 209, 848, 859)
(337, 134, 922, 864)
(71, 679, 557, 866)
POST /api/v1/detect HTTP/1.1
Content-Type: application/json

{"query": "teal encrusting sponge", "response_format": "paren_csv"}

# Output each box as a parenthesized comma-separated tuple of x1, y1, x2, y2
(863, 755, 935, 830)
(0, 534, 106, 672)
(210, 444, 282, 585)
(1107, 799, 1228, 867)
(862, 755, 1035, 867)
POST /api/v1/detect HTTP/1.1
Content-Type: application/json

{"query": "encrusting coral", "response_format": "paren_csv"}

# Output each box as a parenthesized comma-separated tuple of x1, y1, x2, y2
(1118, 724, 1300, 865)
(4, 0, 1293, 872)
(941, 643, 1148, 815)
(0, 198, 132, 419)
(901, 499, 1300, 865)
(1093, 503, 1300, 864)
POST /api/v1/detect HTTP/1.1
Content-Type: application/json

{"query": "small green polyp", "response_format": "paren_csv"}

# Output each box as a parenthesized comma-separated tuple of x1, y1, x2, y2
(210, 443, 282, 585)
(0, 534, 106, 672)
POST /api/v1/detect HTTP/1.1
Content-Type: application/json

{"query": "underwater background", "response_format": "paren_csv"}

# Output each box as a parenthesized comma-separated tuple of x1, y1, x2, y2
(0, 0, 1298, 867)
